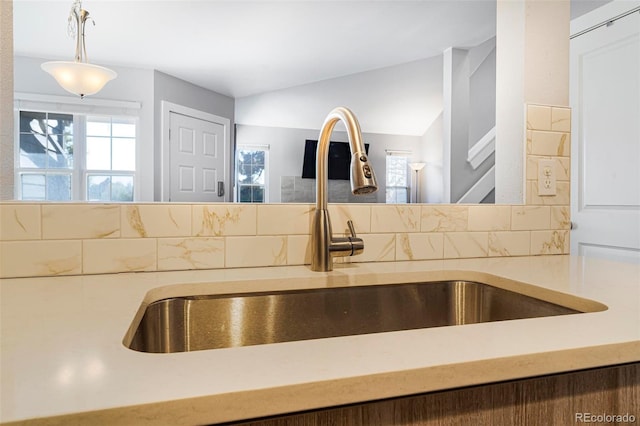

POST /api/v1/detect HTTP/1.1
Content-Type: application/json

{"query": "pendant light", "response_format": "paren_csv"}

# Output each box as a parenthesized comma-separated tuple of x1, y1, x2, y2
(41, 0, 117, 98)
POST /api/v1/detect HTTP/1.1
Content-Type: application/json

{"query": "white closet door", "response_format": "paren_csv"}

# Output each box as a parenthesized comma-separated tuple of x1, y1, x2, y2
(169, 111, 226, 202)
(570, 8, 640, 263)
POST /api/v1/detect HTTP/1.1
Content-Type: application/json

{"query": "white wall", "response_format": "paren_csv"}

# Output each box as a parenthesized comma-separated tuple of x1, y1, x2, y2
(469, 37, 497, 150)
(420, 112, 444, 203)
(13, 56, 156, 200)
(235, 56, 443, 137)
(236, 124, 422, 203)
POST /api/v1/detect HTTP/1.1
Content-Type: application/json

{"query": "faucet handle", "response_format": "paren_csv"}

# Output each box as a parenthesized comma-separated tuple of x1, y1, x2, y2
(347, 220, 357, 238)
(346, 220, 364, 256)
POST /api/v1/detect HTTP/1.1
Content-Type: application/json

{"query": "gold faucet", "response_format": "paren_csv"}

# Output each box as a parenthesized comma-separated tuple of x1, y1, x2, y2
(310, 107, 378, 272)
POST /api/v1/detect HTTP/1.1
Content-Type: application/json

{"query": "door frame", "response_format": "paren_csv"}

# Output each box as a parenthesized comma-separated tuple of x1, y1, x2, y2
(160, 101, 231, 202)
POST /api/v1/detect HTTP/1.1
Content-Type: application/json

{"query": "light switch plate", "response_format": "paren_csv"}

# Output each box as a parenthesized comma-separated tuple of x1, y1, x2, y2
(538, 159, 557, 196)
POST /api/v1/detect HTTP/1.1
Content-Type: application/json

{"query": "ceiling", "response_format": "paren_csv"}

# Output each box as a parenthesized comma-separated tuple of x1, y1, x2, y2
(13, 0, 610, 99)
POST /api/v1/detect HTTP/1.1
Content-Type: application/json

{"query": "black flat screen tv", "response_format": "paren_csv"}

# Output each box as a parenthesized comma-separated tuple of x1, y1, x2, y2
(301, 139, 370, 180)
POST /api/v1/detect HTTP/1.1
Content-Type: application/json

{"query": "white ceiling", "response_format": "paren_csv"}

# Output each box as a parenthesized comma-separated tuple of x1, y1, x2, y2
(13, 0, 610, 99)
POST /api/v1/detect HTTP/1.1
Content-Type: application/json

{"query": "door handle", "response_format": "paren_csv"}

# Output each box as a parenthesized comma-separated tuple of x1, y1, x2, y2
(217, 181, 225, 197)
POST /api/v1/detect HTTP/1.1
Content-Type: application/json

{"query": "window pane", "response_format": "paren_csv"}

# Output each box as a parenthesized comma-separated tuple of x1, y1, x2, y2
(87, 175, 111, 201)
(238, 164, 252, 184)
(386, 156, 408, 186)
(87, 137, 112, 170)
(21, 174, 45, 200)
(111, 176, 134, 201)
(19, 111, 46, 134)
(47, 134, 74, 169)
(251, 185, 264, 202)
(251, 150, 265, 165)
(239, 185, 252, 202)
(386, 187, 408, 204)
(112, 120, 136, 138)
(87, 118, 111, 137)
(112, 138, 135, 171)
(19, 133, 47, 168)
(46, 174, 72, 201)
(46, 113, 73, 136)
(251, 165, 265, 185)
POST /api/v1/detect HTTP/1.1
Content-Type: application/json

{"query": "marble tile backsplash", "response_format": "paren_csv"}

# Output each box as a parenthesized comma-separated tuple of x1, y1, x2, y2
(0, 104, 571, 278)
(526, 104, 571, 206)
(0, 202, 571, 278)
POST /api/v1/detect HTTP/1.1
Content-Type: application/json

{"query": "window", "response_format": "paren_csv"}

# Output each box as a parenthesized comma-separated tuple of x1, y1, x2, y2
(16, 109, 136, 201)
(86, 116, 136, 201)
(236, 145, 268, 203)
(18, 111, 74, 201)
(385, 151, 410, 203)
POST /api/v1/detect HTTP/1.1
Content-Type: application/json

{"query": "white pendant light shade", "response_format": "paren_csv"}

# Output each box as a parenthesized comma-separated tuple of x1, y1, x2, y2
(41, 61, 117, 98)
(42, 1, 116, 98)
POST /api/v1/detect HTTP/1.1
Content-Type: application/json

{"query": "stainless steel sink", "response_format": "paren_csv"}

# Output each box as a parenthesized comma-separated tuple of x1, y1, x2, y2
(125, 280, 593, 354)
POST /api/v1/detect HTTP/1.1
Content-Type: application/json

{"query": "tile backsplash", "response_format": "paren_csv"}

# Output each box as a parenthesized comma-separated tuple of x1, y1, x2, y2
(0, 104, 571, 278)
(0, 202, 570, 278)
(526, 104, 571, 206)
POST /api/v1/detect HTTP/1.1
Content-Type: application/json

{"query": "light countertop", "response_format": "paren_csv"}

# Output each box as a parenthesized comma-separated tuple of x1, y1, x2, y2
(1, 255, 639, 425)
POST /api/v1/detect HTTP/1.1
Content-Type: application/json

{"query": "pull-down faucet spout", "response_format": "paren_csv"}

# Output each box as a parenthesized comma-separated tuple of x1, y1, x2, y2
(310, 107, 378, 272)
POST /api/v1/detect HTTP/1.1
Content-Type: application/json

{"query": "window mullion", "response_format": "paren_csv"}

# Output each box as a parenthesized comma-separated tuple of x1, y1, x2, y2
(75, 115, 86, 201)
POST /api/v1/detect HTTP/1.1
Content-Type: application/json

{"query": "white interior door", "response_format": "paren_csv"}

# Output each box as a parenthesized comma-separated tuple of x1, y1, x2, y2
(169, 111, 227, 202)
(570, 6, 640, 263)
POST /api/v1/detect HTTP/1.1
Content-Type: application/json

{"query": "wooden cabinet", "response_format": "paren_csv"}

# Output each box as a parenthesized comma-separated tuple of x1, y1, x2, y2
(234, 363, 639, 425)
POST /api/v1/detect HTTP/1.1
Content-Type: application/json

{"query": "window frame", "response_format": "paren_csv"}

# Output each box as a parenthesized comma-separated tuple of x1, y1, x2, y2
(14, 94, 141, 202)
(15, 110, 78, 201)
(84, 115, 137, 202)
(385, 150, 411, 204)
(235, 144, 270, 203)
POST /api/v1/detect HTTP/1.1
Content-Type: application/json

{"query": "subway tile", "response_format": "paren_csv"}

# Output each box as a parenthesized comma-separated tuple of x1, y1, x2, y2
(421, 205, 468, 232)
(489, 231, 531, 257)
(511, 206, 551, 230)
(158, 237, 224, 271)
(287, 235, 310, 265)
(371, 205, 421, 233)
(0, 240, 82, 278)
(42, 204, 120, 239)
(531, 230, 569, 255)
(528, 157, 571, 182)
(551, 107, 571, 132)
(225, 236, 287, 268)
(551, 206, 571, 230)
(0, 204, 41, 240)
(121, 204, 191, 238)
(443, 232, 488, 259)
(193, 204, 257, 236)
(468, 205, 511, 231)
(83, 239, 157, 274)
(350, 233, 396, 262)
(328, 204, 371, 234)
(257, 204, 313, 235)
(556, 157, 570, 181)
(396, 233, 444, 261)
(527, 181, 570, 206)
(526, 156, 538, 181)
(527, 104, 552, 131)
(529, 131, 570, 157)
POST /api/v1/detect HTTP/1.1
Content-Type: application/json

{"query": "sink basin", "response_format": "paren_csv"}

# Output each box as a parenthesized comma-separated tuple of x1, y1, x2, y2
(125, 280, 592, 354)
